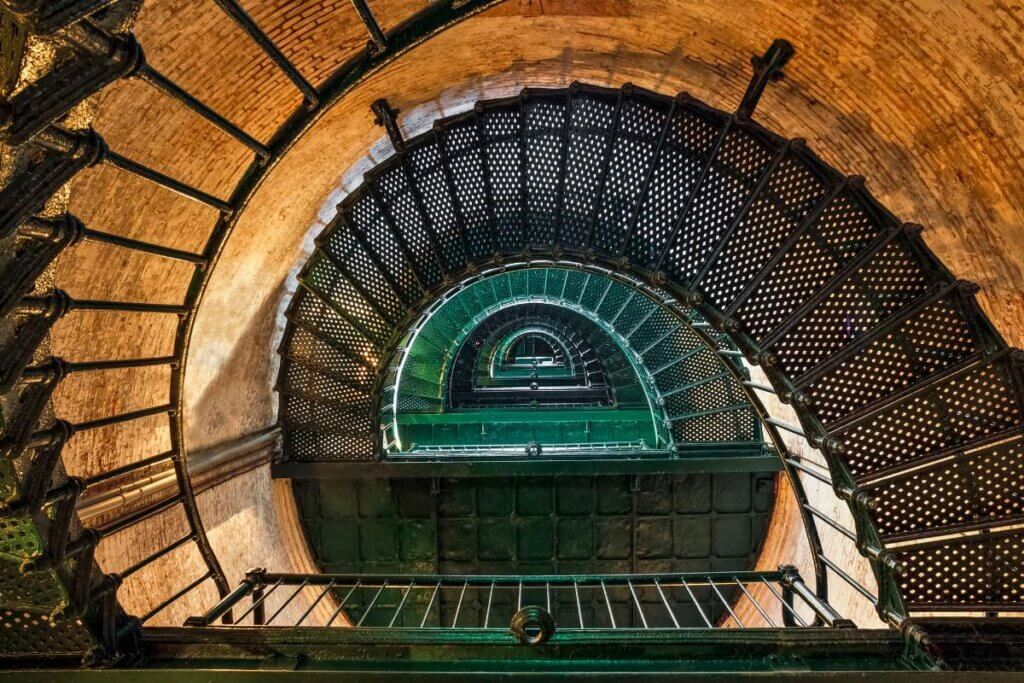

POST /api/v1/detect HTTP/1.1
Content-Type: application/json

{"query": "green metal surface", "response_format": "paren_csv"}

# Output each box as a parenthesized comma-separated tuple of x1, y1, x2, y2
(382, 268, 760, 457)
(294, 471, 776, 629)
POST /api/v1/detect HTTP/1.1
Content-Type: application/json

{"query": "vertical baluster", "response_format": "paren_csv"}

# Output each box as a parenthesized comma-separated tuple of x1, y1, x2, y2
(574, 580, 584, 629)
(761, 579, 807, 627)
(600, 580, 617, 628)
(483, 582, 495, 629)
(295, 580, 335, 626)
(419, 581, 441, 628)
(682, 578, 712, 628)
(451, 581, 468, 628)
(627, 579, 648, 629)
(326, 581, 362, 627)
(734, 579, 776, 627)
(355, 580, 389, 627)
(654, 579, 680, 629)
(388, 581, 415, 628)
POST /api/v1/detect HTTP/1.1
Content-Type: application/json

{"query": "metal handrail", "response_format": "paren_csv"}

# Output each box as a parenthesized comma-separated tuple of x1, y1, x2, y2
(186, 568, 851, 632)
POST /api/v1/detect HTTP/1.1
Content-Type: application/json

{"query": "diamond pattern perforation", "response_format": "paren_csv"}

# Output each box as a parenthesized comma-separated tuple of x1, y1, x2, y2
(408, 143, 466, 272)
(836, 356, 1024, 479)
(771, 240, 931, 380)
(661, 127, 776, 284)
(276, 85, 1024, 617)
(806, 295, 980, 424)
(591, 96, 669, 256)
(376, 165, 445, 287)
(896, 530, 1024, 609)
(868, 436, 1024, 539)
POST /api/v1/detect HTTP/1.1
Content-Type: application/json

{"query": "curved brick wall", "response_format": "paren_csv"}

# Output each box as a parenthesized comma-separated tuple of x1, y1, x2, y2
(49, 0, 1024, 624)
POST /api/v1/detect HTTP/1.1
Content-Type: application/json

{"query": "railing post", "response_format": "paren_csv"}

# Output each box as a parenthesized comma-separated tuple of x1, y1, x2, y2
(248, 567, 268, 625)
(778, 565, 854, 628)
(183, 575, 255, 627)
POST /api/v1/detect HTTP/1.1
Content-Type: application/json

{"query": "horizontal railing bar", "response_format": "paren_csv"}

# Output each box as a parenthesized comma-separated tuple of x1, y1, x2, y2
(23, 355, 177, 378)
(118, 532, 195, 581)
(95, 493, 183, 537)
(135, 64, 271, 160)
(804, 504, 858, 542)
(83, 449, 176, 488)
(81, 225, 208, 263)
(70, 298, 186, 315)
(211, 0, 319, 105)
(17, 293, 187, 315)
(251, 571, 787, 587)
(818, 554, 877, 604)
(140, 571, 212, 623)
(785, 457, 833, 486)
(104, 149, 233, 212)
(74, 403, 172, 432)
(33, 127, 232, 212)
(742, 380, 775, 394)
(765, 417, 805, 437)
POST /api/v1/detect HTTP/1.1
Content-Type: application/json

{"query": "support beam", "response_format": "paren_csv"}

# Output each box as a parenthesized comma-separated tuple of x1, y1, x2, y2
(736, 39, 795, 119)
(210, 0, 319, 106)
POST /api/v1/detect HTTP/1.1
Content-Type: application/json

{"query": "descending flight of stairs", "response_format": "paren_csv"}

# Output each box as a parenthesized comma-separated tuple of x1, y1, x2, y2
(277, 83, 1024, 620)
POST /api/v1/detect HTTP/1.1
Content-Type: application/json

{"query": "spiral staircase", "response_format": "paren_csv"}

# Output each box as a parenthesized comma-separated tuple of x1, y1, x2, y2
(0, 0, 1022, 676)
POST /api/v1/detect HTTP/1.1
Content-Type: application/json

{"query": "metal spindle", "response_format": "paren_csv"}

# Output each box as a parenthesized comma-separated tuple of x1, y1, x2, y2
(140, 571, 211, 623)
(735, 579, 776, 627)
(116, 532, 194, 581)
(388, 581, 415, 628)
(74, 403, 172, 432)
(265, 579, 309, 625)
(574, 580, 584, 629)
(627, 579, 648, 628)
(483, 582, 495, 628)
(654, 579, 680, 628)
(765, 417, 805, 437)
(761, 579, 807, 627)
(819, 554, 878, 604)
(296, 580, 335, 626)
(804, 504, 858, 542)
(419, 581, 441, 628)
(682, 578, 713, 628)
(326, 581, 362, 627)
(600, 580, 617, 628)
(355, 580, 388, 628)
(709, 578, 744, 627)
(102, 149, 232, 213)
(211, 0, 319, 105)
(451, 581, 468, 628)
(235, 579, 282, 625)
(135, 64, 270, 160)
